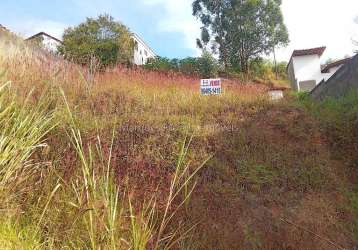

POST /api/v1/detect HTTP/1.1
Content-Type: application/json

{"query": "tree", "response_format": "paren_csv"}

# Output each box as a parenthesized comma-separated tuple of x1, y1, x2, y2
(58, 14, 134, 68)
(249, 58, 287, 80)
(196, 50, 219, 77)
(193, 0, 289, 73)
(179, 57, 200, 75)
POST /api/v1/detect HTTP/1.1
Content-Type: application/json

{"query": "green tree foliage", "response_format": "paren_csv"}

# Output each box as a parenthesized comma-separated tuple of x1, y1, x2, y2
(249, 58, 287, 80)
(179, 57, 200, 75)
(58, 14, 134, 67)
(197, 50, 219, 77)
(144, 57, 178, 72)
(144, 51, 219, 78)
(193, 0, 289, 73)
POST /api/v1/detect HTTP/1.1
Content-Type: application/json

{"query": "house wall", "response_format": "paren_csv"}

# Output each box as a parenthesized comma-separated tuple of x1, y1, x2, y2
(132, 35, 156, 65)
(41, 35, 61, 53)
(292, 55, 324, 91)
(287, 61, 297, 91)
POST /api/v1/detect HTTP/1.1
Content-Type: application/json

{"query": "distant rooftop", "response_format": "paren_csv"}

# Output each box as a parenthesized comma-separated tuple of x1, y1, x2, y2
(287, 46, 327, 69)
(321, 57, 351, 73)
(26, 32, 63, 44)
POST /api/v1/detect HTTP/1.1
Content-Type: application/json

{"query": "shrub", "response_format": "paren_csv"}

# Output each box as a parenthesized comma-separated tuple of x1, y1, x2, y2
(196, 50, 219, 78)
(144, 56, 176, 72)
(178, 57, 200, 75)
(144, 51, 219, 78)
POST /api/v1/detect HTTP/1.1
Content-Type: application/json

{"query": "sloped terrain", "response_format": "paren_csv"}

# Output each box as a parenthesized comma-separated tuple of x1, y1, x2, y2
(0, 37, 357, 249)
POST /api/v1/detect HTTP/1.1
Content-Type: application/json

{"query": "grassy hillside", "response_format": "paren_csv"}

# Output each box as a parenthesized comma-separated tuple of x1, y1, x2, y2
(0, 37, 357, 249)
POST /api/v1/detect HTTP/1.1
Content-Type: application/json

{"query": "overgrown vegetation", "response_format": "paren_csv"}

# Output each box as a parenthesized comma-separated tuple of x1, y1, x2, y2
(55, 13, 288, 83)
(299, 90, 358, 248)
(144, 50, 220, 78)
(0, 34, 357, 249)
(144, 52, 288, 85)
(299, 90, 358, 169)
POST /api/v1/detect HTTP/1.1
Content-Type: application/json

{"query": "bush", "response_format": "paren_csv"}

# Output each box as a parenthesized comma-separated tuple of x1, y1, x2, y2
(178, 57, 200, 75)
(144, 56, 176, 72)
(196, 50, 219, 78)
(144, 51, 219, 78)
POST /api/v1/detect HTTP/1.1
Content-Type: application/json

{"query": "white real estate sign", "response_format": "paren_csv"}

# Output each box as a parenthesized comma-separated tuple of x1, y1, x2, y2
(200, 79, 222, 95)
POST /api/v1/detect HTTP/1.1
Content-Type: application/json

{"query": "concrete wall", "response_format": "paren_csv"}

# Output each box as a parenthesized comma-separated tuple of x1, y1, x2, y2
(323, 65, 342, 81)
(268, 90, 284, 100)
(311, 54, 358, 100)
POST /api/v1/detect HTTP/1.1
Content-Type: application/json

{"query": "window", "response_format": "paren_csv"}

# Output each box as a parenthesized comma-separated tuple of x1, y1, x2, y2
(134, 40, 138, 51)
(144, 50, 148, 56)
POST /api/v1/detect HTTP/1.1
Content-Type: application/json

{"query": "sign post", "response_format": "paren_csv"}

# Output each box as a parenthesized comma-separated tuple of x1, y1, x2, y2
(200, 79, 222, 95)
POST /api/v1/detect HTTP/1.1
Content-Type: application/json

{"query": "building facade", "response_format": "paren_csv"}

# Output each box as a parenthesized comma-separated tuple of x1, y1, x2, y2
(132, 33, 156, 65)
(26, 32, 63, 53)
(287, 47, 350, 92)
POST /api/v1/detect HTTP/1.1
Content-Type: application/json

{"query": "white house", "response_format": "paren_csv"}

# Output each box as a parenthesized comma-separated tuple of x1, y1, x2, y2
(287, 47, 351, 92)
(132, 33, 156, 65)
(25, 32, 63, 53)
(321, 57, 352, 80)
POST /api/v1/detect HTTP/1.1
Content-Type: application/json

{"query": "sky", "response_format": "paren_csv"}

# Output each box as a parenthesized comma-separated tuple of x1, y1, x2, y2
(1, 0, 357, 62)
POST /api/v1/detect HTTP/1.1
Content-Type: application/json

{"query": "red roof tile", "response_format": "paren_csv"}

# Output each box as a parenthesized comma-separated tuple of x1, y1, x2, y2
(291, 47, 326, 57)
(287, 46, 327, 70)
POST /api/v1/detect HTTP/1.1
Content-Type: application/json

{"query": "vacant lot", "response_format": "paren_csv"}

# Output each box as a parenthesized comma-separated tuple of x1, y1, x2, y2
(0, 37, 357, 249)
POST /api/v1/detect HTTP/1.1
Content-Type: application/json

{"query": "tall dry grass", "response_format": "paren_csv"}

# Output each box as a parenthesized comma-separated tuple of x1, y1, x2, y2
(0, 36, 219, 249)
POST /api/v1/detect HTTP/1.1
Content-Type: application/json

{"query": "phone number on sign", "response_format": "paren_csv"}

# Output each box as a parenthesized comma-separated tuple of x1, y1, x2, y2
(201, 87, 222, 95)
